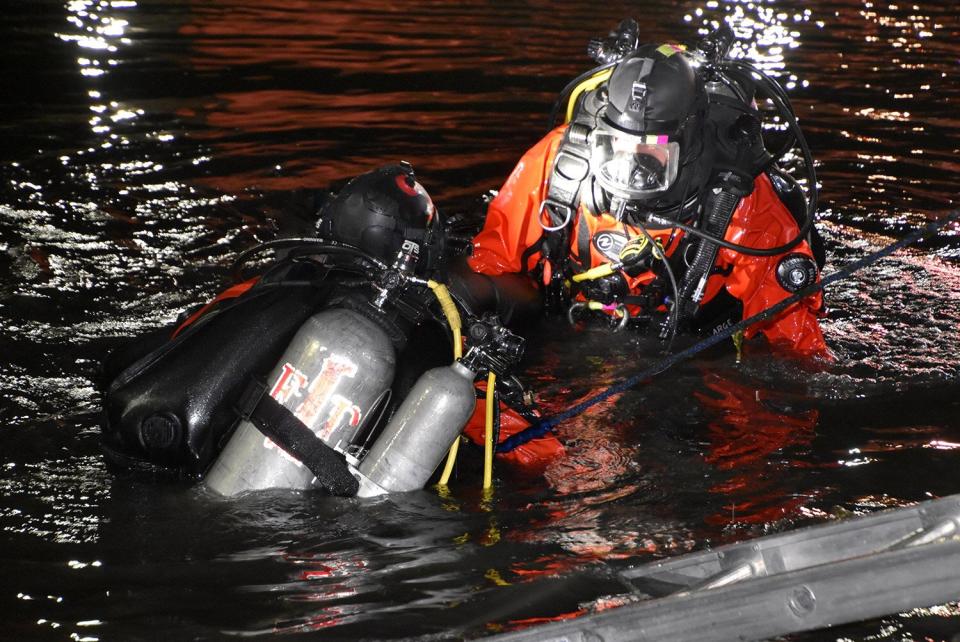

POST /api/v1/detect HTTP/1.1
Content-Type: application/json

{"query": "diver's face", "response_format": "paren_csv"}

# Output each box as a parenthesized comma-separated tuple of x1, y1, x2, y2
(611, 136, 671, 166)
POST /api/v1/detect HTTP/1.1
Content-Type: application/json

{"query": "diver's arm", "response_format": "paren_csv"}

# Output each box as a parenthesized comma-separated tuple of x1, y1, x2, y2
(447, 256, 542, 332)
(719, 176, 828, 355)
(467, 127, 566, 275)
(448, 128, 566, 331)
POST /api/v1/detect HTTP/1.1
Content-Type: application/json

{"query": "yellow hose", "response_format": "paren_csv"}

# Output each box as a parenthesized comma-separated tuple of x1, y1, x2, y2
(483, 372, 496, 489)
(572, 263, 615, 283)
(428, 280, 464, 487)
(427, 281, 462, 356)
(438, 435, 460, 486)
(565, 68, 613, 124)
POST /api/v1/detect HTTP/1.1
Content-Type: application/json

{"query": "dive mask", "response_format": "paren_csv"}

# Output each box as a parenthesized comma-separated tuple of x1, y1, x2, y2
(590, 121, 680, 200)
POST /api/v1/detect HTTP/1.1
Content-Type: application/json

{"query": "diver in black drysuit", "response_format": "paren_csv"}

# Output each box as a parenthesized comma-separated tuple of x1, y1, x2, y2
(101, 163, 467, 486)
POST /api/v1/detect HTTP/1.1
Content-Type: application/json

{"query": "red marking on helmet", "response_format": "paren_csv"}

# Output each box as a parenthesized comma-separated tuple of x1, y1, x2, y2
(395, 173, 418, 196)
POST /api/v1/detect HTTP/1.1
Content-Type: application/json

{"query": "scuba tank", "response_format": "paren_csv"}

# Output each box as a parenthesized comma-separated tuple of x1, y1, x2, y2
(357, 314, 523, 495)
(200, 162, 458, 496)
(356, 360, 476, 495)
(204, 307, 396, 496)
(205, 288, 524, 497)
(204, 234, 434, 497)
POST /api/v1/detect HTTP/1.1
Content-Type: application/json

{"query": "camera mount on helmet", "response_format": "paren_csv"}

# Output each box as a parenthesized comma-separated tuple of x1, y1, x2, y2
(587, 18, 640, 65)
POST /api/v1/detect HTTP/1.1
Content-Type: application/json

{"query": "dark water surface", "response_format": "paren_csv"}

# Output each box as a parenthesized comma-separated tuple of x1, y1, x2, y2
(2, 0, 959, 640)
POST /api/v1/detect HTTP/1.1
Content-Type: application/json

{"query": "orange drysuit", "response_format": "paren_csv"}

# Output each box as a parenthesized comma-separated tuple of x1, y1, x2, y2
(468, 126, 826, 354)
(461, 126, 827, 465)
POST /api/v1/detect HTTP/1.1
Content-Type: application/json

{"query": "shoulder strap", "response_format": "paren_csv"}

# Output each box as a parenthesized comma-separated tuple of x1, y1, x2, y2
(541, 115, 594, 230)
(536, 106, 599, 310)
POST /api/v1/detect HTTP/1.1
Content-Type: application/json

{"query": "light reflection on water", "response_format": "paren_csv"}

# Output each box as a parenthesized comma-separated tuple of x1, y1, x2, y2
(0, 0, 959, 640)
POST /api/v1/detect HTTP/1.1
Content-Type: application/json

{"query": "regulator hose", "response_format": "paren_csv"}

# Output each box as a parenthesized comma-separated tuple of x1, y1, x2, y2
(430, 280, 465, 488)
(427, 280, 463, 353)
(564, 68, 613, 124)
(661, 59, 818, 258)
(231, 238, 388, 280)
(641, 60, 818, 258)
(548, 60, 619, 128)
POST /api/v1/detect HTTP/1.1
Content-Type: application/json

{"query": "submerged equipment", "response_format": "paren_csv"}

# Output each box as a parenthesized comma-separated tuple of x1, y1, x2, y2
(103, 163, 524, 497)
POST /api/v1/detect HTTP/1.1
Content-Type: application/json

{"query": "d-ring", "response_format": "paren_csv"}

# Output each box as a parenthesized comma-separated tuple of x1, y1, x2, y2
(539, 199, 573, 232)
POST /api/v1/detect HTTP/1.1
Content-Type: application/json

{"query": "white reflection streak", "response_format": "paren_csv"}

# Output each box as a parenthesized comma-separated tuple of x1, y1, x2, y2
(927, 440, 960, 451)
(57, 1, 154, 151)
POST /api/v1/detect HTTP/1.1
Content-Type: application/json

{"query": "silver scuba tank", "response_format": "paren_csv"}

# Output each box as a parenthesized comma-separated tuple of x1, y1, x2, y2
(355, 315, 524, 496)
(356, 360, 477, 496)
(205, 307, 395, 496)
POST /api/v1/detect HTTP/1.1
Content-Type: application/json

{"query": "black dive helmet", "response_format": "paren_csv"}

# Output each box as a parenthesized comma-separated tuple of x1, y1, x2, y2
(588, 44, 707, 221)
(319, 163, 445, 277)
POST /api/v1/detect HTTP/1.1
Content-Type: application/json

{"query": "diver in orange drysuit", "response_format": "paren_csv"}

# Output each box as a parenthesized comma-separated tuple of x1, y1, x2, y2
(452, 32, 828, 466)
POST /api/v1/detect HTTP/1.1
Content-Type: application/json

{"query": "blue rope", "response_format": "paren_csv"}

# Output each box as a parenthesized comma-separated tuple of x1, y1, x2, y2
(497, 213, 958, 453)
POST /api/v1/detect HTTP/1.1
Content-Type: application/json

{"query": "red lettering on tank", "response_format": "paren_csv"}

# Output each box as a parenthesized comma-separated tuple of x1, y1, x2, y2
(269, 363, 308, 405)
(317, 394, 363, 441)
(294, 355, 358, 427)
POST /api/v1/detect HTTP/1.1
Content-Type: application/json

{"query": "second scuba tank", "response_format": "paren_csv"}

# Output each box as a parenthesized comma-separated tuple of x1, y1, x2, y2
(356, 360, 477, 495)
(355, 314, 525, 496)
(205, 308, 395, 496)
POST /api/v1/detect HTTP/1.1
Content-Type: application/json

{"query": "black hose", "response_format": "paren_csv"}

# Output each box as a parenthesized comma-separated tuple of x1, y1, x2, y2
(231, 238, 387, 280)
(651, 59, 817, 259)
(646, 74, 818, 258)
(723, 60, 800, 167)
(631, 222, 680, 351)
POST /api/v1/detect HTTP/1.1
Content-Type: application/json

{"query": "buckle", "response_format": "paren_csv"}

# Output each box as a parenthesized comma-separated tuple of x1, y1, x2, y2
(553, 149, 590, 182)
(234, 378, 268, 421)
